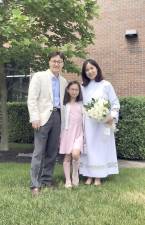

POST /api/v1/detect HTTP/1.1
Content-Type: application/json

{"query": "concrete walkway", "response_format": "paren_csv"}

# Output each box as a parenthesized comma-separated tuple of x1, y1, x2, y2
(17, 153, 145, 168)
(118, 159, 145, 168)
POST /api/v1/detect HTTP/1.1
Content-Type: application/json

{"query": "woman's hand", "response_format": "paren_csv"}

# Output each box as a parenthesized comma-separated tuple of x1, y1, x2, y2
(104, 115, 114, 125)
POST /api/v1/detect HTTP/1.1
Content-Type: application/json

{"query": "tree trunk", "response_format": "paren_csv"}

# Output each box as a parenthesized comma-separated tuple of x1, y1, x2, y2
(0, 63, 9, 151)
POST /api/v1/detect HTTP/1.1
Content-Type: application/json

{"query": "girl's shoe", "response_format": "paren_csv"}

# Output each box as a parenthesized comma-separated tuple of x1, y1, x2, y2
(72, 180, 79, 187)
(85, 177, 93, 185)
(94, 178, 101, 186)
(63, 160, 72, 188)
(65, 182, 72, 188)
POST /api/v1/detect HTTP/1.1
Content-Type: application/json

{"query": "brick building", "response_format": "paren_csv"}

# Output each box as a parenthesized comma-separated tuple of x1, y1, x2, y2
(65, 0, 145, 96)
(6, 0, 145, 101)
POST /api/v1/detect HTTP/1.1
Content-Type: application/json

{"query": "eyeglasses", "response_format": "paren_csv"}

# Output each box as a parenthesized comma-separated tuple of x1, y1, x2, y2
(50, 60, 63, 64)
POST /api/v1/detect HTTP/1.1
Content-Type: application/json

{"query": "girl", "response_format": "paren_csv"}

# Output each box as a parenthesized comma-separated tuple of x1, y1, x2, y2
(79, 59, 120, 186)
(59, 81, 83, 188)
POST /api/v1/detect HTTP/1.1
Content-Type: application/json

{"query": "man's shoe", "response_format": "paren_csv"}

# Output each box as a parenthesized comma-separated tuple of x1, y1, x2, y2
(31, 187, 40, 197)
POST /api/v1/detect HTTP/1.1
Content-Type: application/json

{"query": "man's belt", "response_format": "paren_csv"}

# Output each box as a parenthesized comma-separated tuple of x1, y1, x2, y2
(52, 107, 60, 112)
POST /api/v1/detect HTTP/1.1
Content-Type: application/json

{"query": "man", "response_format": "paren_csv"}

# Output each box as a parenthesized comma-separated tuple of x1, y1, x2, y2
(27, 51, 67, 196)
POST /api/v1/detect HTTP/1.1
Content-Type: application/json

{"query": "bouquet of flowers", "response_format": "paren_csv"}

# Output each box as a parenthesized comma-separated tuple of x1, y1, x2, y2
(84, 98, 110, 121)
(84, 98, 118, 133)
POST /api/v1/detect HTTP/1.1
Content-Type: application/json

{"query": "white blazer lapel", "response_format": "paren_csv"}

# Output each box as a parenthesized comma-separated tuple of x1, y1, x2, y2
(60, 76, 65, 107)
(46, 69, 53, 102)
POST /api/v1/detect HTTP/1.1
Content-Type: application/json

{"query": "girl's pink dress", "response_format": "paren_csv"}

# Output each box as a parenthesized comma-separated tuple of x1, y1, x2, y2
(59, 102, 83, 154)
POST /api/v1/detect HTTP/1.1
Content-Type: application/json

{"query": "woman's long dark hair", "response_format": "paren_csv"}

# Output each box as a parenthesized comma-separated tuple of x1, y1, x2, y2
(63, 81, 83, 105)
(81, 59, 104, 87)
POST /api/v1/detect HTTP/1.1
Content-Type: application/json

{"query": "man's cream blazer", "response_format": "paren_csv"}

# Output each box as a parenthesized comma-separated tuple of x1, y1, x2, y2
(27, 69, 67, 127)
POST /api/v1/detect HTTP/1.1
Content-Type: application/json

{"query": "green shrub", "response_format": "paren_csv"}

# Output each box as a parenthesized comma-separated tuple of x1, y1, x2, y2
(7, 97, 145, 160)
(116, 97, 145, 160)
(7, 102, 33, 143)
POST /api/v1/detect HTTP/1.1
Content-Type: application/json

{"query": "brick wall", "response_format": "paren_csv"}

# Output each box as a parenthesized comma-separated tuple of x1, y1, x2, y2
(64, 0, 145, 96)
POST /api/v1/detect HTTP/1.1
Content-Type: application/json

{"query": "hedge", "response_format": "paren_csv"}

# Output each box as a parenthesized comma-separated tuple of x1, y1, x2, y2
(116, 96, 145, 160)
(7, 102, 33, 144)
(7, 97, 145, 160)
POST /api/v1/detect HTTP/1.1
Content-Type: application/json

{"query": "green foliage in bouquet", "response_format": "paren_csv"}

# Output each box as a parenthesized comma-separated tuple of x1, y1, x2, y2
(84, 97, 111, 121)
(84, 98, 96, 110)
(84, 98, 110, 110)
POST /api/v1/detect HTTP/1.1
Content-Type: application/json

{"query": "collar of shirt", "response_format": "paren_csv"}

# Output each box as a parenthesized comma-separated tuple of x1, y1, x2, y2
(48, 70, 60, 80)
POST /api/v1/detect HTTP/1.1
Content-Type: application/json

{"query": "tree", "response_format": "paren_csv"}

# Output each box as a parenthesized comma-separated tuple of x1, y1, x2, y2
(0, 0, 99, 150)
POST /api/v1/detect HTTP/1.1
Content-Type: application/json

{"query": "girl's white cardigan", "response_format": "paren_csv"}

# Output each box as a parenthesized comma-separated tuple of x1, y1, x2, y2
(62, 102, 85, 131)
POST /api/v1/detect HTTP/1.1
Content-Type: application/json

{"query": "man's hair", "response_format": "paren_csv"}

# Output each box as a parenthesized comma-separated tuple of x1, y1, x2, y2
(48, 51, 65, 61)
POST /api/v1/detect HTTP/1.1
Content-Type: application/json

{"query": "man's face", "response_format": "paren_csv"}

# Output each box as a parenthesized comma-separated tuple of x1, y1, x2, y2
(49, 55, 64, 75)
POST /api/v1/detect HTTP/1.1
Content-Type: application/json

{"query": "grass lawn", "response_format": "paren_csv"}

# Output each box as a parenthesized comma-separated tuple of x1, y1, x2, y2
(0, 163, 145, 225)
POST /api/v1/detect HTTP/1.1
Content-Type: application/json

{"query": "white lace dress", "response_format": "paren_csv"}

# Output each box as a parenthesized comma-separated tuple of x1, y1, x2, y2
(79, 80, 120, 178)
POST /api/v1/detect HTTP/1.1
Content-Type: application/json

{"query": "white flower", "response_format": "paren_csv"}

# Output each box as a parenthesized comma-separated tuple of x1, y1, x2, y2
(84, 97, 110, 121)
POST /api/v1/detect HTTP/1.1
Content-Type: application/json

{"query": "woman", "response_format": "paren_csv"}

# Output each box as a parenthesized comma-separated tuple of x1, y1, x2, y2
(79, 59, 120, 186)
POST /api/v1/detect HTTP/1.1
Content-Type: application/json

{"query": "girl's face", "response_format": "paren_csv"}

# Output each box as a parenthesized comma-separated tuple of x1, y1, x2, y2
(85, 62, 98, 80)
(67, 83, 80, 100)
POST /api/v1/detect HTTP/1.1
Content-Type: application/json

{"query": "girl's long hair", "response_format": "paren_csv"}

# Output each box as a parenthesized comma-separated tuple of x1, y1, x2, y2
(63, 81, 83, 105)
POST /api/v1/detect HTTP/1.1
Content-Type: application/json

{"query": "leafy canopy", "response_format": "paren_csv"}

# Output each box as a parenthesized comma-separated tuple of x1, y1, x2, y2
(0, 0, 99, 73)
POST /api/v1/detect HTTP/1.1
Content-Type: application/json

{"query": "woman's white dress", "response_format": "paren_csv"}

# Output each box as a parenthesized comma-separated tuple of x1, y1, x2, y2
(79, 80, 120, 178)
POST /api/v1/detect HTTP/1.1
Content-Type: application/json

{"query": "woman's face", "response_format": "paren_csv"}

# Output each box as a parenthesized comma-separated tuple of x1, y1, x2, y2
(85, 62, 98, 80)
